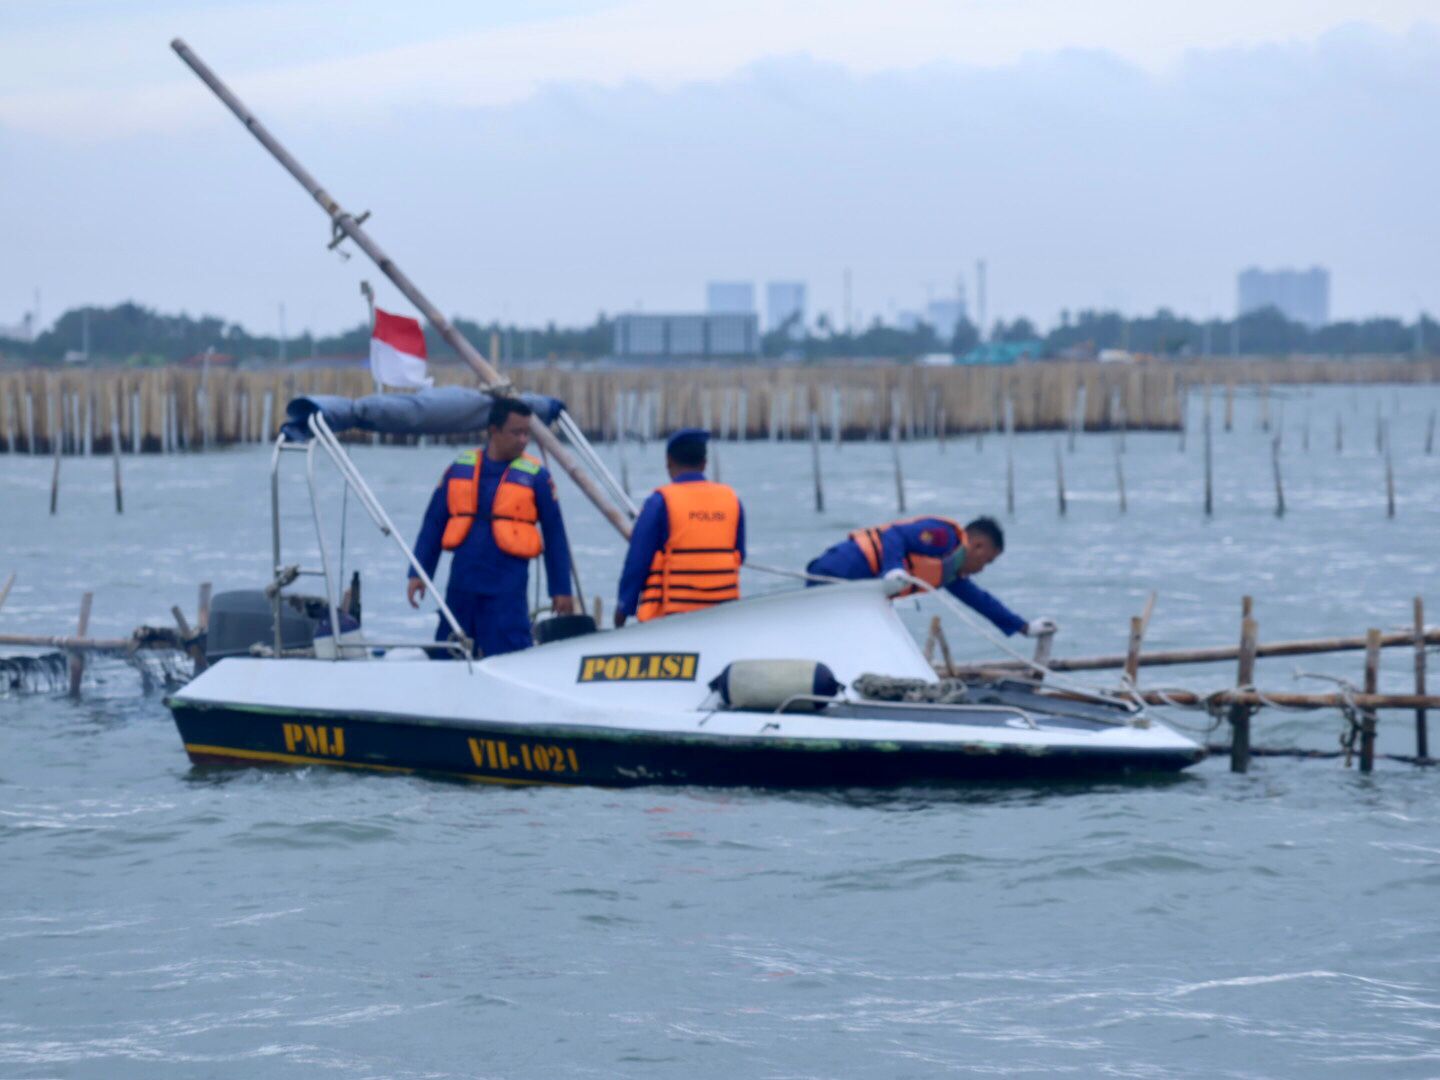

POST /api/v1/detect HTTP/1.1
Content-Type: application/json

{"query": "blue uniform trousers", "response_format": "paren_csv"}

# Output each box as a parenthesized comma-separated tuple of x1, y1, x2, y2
(805, 543, 871, 584)
(433, 587, 533, 659)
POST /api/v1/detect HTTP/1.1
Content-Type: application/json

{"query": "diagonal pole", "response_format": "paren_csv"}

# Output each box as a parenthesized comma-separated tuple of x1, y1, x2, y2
(171, 39, 633, 539)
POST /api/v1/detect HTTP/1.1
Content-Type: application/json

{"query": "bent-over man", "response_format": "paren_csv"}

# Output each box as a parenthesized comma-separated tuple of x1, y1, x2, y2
(804, 515, 1053, 637)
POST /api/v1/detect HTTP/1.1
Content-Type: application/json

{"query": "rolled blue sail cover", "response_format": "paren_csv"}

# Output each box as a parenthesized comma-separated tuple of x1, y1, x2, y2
(282, 385, 565, 442)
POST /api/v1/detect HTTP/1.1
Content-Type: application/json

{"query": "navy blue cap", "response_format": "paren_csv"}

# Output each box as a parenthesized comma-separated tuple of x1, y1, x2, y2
(666, 428, 710, 455)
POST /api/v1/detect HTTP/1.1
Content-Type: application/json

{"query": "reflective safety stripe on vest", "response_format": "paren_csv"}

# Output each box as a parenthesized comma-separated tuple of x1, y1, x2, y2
(848, 517, 967, 596)
(637, 481, 742, 622)
(440, 450, 544, 559)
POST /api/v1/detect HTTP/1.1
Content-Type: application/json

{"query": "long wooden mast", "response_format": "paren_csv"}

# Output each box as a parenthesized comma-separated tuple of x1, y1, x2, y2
(170, 38, 633, 539)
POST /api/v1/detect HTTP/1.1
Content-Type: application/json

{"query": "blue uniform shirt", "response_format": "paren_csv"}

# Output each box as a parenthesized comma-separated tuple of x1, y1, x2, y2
(409, 452, 573, 598)
(806, 517, 1026, 636)
(615, 472, 747, 617)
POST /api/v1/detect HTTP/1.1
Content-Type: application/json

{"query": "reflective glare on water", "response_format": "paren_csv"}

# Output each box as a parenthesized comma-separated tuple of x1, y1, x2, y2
(2, 383, 1438, 1078)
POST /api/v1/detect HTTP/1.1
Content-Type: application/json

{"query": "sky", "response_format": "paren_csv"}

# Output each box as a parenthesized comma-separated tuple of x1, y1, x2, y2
(2, 0, 1437, 337)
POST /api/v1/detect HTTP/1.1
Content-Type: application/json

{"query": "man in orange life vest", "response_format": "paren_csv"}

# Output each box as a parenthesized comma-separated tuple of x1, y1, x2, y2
(406, 398, 575, 657)
(805, 516, 1056, 638)
(614, 429, 745, 627)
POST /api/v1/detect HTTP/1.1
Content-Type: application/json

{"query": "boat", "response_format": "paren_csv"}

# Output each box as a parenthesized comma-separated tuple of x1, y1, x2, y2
(164, 389, 1205, 787)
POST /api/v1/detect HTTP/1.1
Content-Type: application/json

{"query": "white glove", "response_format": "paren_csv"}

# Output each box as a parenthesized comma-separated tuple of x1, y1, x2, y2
(1025, 617, 1057, 637)
(881, 568, 911, 596)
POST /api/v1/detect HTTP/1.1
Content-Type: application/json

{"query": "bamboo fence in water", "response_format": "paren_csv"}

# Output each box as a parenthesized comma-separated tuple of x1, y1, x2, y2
(0, 357, 1435, 454)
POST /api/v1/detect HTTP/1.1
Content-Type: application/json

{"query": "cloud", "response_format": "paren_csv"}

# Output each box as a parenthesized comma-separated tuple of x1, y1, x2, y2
(1, 0, 1436, 139)
(1, 18, 1436, 331)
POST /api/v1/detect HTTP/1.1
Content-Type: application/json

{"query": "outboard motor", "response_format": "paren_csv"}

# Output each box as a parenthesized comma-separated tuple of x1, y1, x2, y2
(206, 590, 318, 662)
(710, 660, 843, 713)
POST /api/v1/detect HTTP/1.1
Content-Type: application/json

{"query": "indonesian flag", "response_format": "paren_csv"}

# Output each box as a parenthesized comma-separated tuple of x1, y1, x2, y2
(370, 308, 433, 389)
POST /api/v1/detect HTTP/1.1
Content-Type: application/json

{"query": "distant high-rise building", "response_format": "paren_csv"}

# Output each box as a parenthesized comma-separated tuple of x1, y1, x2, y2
(706, 282, 755, 315)
(613, 313, 760, 359)
(926, 298, 968, 340)
(765, 281, 806, 337)
(1237, 267, 1330, 328)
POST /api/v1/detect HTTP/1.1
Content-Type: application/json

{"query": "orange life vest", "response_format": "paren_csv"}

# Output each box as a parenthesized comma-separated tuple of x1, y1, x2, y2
(439, 450, 544, 559)
(849, 517, 967, 597)
(637, 480, 742, 622)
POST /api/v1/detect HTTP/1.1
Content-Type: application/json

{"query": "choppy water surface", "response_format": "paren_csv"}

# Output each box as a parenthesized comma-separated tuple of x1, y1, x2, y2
(2, 383, 1438, 1078)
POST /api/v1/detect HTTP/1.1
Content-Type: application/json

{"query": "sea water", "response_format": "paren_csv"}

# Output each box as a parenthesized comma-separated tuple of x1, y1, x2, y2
(2, 383, 1438, 1078)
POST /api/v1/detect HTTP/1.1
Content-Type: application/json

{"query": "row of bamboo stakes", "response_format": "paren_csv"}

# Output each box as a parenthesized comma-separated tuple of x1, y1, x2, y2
(2, 357, 1436, 455)
(941, 594, 1437, 773)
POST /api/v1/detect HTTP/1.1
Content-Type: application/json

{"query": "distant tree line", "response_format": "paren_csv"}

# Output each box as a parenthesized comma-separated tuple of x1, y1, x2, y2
(2, 300, 1435, 365)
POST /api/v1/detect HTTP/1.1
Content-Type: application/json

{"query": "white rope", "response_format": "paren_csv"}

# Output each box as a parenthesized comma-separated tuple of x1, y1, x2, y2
(739, 562, 1389, 736)
(890, 571, 1144, 715)
(741, 560, 1143, 719)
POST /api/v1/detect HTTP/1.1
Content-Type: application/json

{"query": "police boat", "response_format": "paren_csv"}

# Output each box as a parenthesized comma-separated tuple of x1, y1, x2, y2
(165, 388, 1205, 787)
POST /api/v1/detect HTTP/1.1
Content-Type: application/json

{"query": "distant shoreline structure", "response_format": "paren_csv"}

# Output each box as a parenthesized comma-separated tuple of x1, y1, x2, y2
(1, 358, 1437, 455)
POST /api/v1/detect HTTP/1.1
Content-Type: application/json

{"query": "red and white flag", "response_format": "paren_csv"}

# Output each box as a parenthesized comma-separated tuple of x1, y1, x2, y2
(370, 308, 432, 389)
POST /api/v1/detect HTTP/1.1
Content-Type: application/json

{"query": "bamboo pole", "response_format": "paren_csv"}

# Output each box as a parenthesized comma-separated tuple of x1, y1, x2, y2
(68, 592, 93, 697)
(1335, 412, 1343, 453)
(0, 629, 152, 651)
(1230, 610, 1259, 773)
(171, 40, 632, 539)
(1054, 442, 1066, 516)
(172, 604, 207, 672)
(945, 627, 1440, 675)
(809, 411, 825, 513)
(1271, 436, 1285, 517)
(1415, 598, 1428, 760)
(49, 434, 60, 515)
(1115, 448, 1127, 514)
(1119, 689, 1440, 710)
(1361, 629, 1381, 773)
(1426, 409, 1436, 455)
(1031, 627, 1055, 673)
(111, 405, 124, 514)
(1139, 590, 1157, 635)
(890, 414, 906, 514)
(1124, 615, 1145, 684)
(0, 572, 14, 613)
(1385, 433, 1396, 518)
